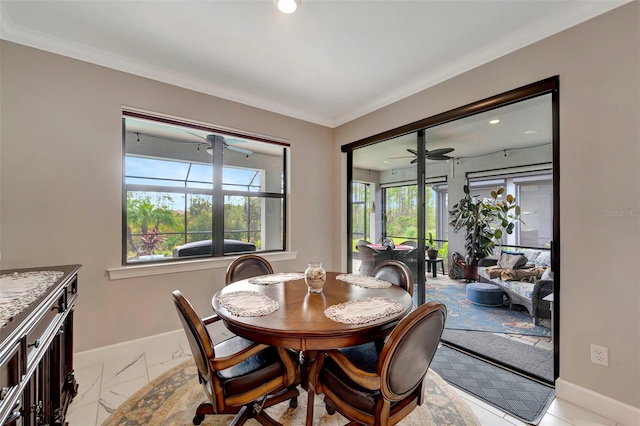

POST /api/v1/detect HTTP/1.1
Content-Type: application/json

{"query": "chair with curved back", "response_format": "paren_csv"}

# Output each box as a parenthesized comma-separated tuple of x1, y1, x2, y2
(172, 290, 299, 425)
(399, 240, 418, 248)
(356, 244, 392, 276)
(373, 260, 414, 297)
(225, 254, 274, 285)
(309, 302, 446, 426)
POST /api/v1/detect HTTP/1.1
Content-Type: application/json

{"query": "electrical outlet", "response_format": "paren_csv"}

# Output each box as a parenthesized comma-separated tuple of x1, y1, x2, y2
(590, 344, 609, 367)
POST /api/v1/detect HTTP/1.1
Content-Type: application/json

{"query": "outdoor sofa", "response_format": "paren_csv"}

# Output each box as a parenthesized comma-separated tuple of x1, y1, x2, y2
(172, 239, 256, 258)
(477, 248, 553, 325)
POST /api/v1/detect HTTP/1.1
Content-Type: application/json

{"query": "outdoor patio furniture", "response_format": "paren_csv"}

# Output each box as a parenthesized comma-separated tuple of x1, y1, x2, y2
(356, 244, 392, 276)
(466, 282, 504, 307)
(172, 239, 256, 257)
(477, 249, 553, 325)
(426, 257, 445, 277)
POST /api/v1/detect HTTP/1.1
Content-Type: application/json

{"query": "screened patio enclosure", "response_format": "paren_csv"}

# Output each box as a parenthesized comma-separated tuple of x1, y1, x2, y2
(344, 78, 558, 385)
(346, 90, 554, 301)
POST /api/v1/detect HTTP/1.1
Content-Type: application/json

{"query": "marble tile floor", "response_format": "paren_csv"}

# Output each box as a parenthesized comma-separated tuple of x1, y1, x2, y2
(66, 321, 618, 426)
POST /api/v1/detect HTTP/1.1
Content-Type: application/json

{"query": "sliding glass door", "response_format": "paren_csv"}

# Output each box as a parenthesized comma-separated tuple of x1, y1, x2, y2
(344, 77, 559, 385)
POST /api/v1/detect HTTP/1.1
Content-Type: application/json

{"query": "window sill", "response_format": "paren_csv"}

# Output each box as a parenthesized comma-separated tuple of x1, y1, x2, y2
(107, 251, 298, 280)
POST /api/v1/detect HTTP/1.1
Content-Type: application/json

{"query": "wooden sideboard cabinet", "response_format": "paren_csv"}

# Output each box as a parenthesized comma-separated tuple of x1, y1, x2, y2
(0, 265, 80, 426)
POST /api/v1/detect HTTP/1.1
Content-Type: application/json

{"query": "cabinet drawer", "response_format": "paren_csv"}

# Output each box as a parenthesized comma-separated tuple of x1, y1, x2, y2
(25, 302, 59, 364)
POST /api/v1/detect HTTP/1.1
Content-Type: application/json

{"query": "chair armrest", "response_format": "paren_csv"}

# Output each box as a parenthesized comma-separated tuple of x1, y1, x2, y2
(478, 258, 498, 267)
(211, 342, 269, 371)
(202, 314, 221, 325)
(325, 349, 380, 391)
(533, 279, 554, 301)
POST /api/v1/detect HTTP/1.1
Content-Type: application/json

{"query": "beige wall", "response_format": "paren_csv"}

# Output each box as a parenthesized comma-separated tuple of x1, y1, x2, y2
(334, 2, 640, 409)
(0, 42, 335, 351)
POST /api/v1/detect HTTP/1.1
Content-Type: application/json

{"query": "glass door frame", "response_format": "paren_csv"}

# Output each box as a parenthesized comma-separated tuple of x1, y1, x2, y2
(343, 76, 560, 380)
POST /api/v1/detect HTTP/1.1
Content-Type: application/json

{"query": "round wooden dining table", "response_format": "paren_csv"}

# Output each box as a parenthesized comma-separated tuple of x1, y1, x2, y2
(211, 271, 413, 425)
(211, 271, 413, 351)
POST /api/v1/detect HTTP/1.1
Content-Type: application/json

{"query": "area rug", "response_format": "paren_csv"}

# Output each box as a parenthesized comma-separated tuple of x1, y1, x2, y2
(426, 283, 551, 337)
(431, 346, 555, 425)
(103, 359, 480, 425)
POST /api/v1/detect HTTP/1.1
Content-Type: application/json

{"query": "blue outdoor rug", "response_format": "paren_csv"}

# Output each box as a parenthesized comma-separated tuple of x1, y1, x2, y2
(424, 283, 551, 337)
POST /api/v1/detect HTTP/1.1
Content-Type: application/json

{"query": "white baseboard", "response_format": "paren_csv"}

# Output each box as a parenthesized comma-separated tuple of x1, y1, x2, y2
(556, 378, 640, 426)
(74, 328, 184, 369)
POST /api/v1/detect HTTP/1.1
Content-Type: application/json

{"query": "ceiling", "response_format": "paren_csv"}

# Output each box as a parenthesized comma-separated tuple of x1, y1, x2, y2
(354, 93, 552, 172)
(0, 1, 628, 128)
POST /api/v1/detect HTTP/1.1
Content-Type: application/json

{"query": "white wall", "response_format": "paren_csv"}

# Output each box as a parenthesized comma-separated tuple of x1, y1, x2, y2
(0, 41, 335, 351)
(334, 1, 639, 413)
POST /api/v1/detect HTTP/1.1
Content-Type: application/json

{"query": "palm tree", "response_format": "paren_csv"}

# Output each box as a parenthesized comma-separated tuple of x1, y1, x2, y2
(127, 194, 178, 257)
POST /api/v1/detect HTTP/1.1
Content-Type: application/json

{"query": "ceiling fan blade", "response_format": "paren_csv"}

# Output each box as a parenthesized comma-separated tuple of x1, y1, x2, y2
(388, 155, 414, 159)
(226, 145, 253, 156)
(426, 155, 452, 161)
(406, 148, 418, 156)
(186, 131, 208, 142)
(426, 147, 454, 156)
(224, 138, 246, 145)
(410, 158, 418, 164)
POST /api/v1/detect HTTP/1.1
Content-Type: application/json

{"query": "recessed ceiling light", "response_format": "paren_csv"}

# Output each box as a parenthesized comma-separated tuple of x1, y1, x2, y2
(275, 0, 300, 14)
(489, 119, 500, 125)
(383, 160, 390, 164)
(524, 129, 538, 134)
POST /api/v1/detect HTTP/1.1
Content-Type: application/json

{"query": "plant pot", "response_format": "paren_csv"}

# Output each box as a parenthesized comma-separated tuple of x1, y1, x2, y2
(462, 264, 478, 282)
(427, 248, 439, 260)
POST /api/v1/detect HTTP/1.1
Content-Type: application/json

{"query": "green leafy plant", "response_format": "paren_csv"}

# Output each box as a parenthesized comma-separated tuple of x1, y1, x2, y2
(428, 232, 434, 248)
(449, 185, 522, 265)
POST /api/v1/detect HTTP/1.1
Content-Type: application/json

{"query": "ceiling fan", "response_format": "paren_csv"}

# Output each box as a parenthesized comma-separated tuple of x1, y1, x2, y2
(390, 147, 455, 163)
(186, 132, 253, 156)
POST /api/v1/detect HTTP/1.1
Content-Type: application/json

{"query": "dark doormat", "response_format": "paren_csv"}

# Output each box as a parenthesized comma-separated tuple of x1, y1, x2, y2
(441, 329, 554, 383)
(431, 346, 555, 425)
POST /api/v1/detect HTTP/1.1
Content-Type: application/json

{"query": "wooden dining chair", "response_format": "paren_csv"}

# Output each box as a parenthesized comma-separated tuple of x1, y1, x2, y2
(172, 290, 299, 425)
(309, 302, 446, 426)
(225, 254, 274, 284)
(373, 260, 414, 297)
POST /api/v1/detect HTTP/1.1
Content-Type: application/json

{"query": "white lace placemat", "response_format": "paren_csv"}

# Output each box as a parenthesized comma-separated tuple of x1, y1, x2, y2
(0, 270, 65, 328)
(324, 296, 404, 325)
(216, 291, 279, 317)
(335, 274, 392, 289)
(247, 272, 305, 285)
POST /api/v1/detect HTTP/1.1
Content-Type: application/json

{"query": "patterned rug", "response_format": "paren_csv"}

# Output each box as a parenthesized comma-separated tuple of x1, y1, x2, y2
(426, 283, 551, 337)
(103, 359, 481, 425)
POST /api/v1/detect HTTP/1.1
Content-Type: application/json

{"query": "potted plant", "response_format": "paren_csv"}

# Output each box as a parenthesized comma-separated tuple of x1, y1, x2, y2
(427, 232, 439, 259)
(449, 185, 522, 280)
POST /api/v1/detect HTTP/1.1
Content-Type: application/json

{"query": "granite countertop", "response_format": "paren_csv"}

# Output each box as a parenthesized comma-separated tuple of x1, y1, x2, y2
(0, 270, 64, 328)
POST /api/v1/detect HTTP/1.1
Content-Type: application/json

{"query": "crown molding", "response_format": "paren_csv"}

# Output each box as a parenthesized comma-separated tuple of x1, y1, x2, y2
(0, 5, 333, 127)
(331, 0, 631, 127)
(1, 1, 630, 129)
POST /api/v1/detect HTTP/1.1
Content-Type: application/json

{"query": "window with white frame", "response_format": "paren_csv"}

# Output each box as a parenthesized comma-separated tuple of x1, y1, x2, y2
(122, 111, 288, 265)
(515, 175, 552, 248)
(468, 171, 552, 249)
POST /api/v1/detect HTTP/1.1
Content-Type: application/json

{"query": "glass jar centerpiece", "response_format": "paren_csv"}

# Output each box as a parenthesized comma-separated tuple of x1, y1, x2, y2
(304, 262, 326, 293)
